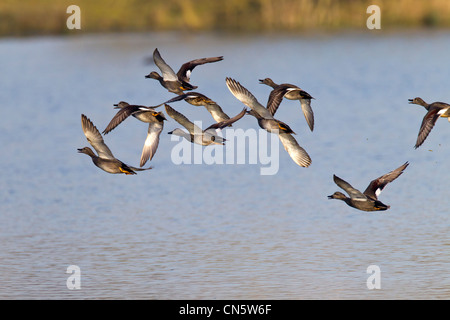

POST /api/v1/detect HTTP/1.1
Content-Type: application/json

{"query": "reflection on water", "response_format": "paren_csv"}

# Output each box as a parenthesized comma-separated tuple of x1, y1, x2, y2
(0, 30, 449, 299)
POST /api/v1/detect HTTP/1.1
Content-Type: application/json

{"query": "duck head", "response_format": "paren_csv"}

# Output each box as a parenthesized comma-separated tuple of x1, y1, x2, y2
(408, 97, 427, 106)
(145, 71, 161, 79)
(328, 191, 347, 200)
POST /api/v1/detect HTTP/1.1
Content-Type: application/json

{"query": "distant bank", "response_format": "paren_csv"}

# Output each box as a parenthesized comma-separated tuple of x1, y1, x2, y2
(1, 0, 449, 37)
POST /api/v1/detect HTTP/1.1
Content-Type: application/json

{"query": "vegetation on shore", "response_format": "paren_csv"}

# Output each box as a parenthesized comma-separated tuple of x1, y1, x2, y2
(1, 0, 449, 37)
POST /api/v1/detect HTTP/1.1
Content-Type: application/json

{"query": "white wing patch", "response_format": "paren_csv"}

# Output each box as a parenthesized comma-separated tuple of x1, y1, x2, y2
(375, 188, 382, 197)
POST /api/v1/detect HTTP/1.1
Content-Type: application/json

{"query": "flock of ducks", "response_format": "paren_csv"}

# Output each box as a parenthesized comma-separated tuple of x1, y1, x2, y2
(78, 48, 450, 212)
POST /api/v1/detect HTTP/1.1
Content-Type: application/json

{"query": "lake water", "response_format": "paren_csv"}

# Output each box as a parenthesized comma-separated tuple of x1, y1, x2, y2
(0, 30, 449, 300)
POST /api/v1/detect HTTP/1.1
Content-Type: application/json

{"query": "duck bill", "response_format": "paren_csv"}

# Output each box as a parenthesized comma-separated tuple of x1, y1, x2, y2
(211, 140, 225, 145)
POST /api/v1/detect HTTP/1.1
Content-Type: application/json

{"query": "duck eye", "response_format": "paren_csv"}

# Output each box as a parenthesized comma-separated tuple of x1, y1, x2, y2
(211, 136, 215, 141)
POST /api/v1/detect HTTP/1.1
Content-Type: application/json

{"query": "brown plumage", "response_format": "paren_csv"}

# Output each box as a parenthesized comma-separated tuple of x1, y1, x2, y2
(103, 102, 166, 166)
(145, 48, 223, 95)
(78, 114, 152, 175)
(328, 162, 409, 212)
(163, 92, 231, 124)
(259, 78, 315, 132)
(165, 104, 247, 146)
(226, 77, 311, 168)
(409, 97, 450, 149)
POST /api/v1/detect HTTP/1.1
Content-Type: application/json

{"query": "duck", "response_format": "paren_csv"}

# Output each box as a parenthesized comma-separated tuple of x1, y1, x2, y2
(102, 101, 166, 167)
(165, 104, 247, 146)
(259, 77, 315, 132)
(226, 77, 311, 168)
(145, 48, 223, 95)
(328, 162, 409, 211)
(163, 92, 231, 124)
(408, 97, 450, 149)
(78, 114, 152, 175)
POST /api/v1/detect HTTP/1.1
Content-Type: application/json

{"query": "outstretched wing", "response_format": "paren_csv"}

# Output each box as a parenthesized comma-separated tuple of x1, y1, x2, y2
(206, 108, 247, 131)
(81, 114, 115, 159)
(163, 93, 191, 104)
(266, 86, 286, 116)
(177, 56, 223, 83)
(363, 162, 409, 200)
(278, 133, 312, 168)
(226, 77, 273, 119)
(333, 175, 367, 201)
(299, 98, 314, 132)
(267, 85, 314, 131)
(103, 105, 141, 134)
(415, 108, 443, 149)
(153, 48, 178, 81)
(140, 122, 164, 167)
(204, 102, 231, 123)
(164, 104, 202, 135)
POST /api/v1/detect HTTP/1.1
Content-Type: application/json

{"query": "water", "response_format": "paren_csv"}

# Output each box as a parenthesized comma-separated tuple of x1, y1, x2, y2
(0, 30, 449, 300)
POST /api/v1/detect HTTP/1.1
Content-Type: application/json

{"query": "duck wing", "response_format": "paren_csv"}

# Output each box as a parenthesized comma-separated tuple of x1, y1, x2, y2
(267, 85, 315, 131)
(333, 175, 367, 201)
(126, 164, 153, 172)
(299, 98, 314, 132)
(163, 91, 212, 106)
(103, 105, 142, 134)
(164, 104, 202, 135)
(140, 121, 164, 167)
(266, 86, 286, 116)
(153, 48, 178, 81)
(163, 93, 191, 104)
(202, 102, 230, 123)
(165, 92, 231, 123)
(226, 77, 273, 119)
(177, 56, 223, 83)
(81, 114, 115, 160)
(363, 162, 409, 200)
(206, 107, 247, 131)
(278, 132, 312, 168)
(415, 107, 447, 149)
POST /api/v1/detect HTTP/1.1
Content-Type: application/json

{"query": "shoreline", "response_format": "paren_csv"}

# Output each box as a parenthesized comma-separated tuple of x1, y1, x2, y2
(1, 0, 449, 38)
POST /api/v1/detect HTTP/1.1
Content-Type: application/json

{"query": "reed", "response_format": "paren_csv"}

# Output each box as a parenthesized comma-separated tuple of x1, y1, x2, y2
(1, 0, 449, 37)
